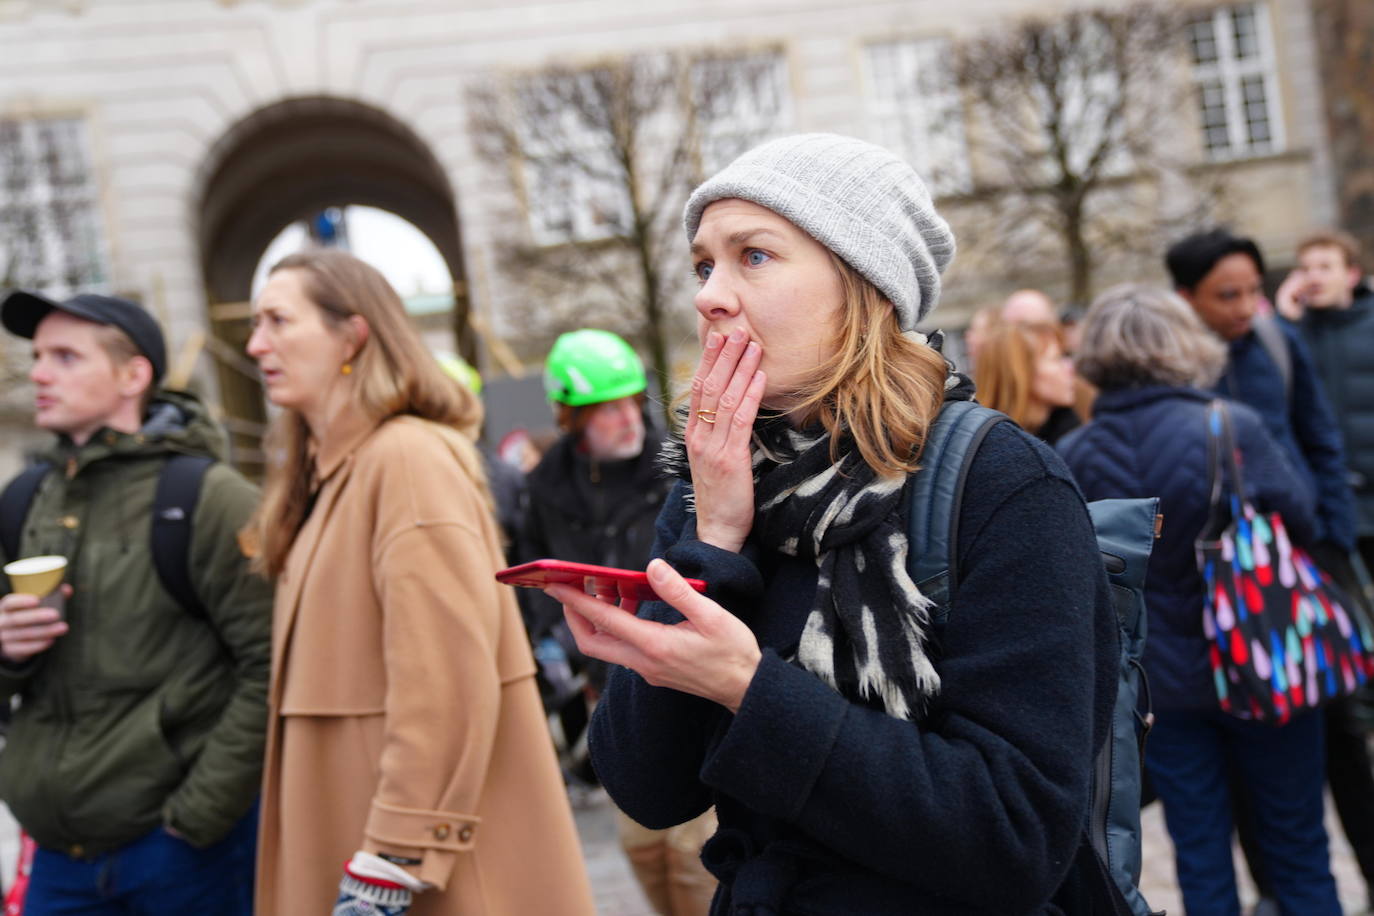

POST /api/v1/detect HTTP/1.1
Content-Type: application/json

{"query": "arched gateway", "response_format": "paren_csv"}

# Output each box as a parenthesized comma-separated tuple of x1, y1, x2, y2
(194, 95, 471, 470)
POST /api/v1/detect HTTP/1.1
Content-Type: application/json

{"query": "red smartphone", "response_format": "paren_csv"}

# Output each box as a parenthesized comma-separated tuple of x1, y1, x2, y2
(494, 559, 707, 603)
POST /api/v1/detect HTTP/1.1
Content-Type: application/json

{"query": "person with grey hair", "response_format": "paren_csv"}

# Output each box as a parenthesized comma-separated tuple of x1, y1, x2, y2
(545, 133, 1119, 913)
(1059, 284, 1341, 916)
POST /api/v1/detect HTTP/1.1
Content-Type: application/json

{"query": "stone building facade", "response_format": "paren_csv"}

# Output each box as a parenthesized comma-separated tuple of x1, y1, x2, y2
(0, 0, 1355, 474)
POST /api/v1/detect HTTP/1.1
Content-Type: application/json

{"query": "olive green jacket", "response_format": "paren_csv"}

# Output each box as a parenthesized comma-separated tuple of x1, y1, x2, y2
(0, 391, 271, 853)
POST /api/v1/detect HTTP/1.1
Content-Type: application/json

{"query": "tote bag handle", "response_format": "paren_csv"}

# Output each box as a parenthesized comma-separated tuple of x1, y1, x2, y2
(1201, 399, 1251, 541)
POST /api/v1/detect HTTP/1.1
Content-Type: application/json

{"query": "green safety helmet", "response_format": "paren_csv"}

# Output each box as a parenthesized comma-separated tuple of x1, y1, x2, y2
(543, 329, 647, 407)
(436, 352, 483, 394)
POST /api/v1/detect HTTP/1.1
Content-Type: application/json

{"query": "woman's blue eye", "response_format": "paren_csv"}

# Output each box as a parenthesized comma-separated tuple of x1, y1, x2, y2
(746, 249, 771, 267)
(694, 262, 713, 282)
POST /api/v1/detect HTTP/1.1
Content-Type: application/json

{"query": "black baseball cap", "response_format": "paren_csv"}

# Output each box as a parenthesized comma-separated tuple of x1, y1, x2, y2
(1, 290, 167, 383)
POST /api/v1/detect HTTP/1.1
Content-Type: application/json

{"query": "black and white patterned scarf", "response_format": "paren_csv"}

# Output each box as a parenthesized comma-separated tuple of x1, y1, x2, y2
(661, 331, 976, 721)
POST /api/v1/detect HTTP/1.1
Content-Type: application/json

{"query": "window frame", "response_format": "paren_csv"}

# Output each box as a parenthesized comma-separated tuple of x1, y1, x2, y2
(0, 114, 108, 297)
(861, 35, 971, 197)
(1188, 2, 1286, 161)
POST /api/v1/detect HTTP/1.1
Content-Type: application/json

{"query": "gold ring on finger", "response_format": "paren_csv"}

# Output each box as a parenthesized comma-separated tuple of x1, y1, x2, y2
(697, 409, 718, 424)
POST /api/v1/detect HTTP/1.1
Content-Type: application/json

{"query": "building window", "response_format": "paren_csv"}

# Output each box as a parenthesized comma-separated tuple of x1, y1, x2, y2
(863, 37, 970, 196)
(515, 74, 634, 247)
(1188, 2, 1283, 160)
(0, 116, 107, 296)
(693, 51, 791, 176)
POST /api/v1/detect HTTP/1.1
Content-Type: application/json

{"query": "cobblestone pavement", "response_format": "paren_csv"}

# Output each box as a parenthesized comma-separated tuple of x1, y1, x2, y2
(578, 789, 1373, 916)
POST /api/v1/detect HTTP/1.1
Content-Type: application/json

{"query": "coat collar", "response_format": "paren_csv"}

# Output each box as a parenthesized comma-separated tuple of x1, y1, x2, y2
(269, 446, 359, 706)
(312, 408, 386, 484)
(1302, 285, 1374, 327)
(1091, 384, 1213, 414)
(527, 426, 666, 510)
(270, 408, 385, 703)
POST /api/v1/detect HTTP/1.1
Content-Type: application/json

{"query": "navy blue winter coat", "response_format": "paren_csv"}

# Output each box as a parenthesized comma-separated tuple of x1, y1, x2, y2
(590, 423, 1117, 915)
(1058, 386, 1316, 711)
(1216, 321, 1355, 549)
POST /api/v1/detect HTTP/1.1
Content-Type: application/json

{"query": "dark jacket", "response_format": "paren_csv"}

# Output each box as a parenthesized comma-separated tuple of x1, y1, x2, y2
(1215, 320, 1356, 549)
(1293, 283, 1374, 537)
(591, 422, 1117, 915)
(1058, 386, 1316, 711)
(518, 424, 672, 641)
(0, 391, 272, 853)
(1035, 406, 1081, 446)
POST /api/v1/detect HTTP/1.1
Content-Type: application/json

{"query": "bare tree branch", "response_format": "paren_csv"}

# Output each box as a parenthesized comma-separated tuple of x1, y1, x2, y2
(951, 2, 1219, 304)
(468, 49, 785, 423)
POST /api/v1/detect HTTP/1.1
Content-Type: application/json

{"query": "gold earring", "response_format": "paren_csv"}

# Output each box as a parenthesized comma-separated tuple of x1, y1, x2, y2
(341, 362, 352, 376)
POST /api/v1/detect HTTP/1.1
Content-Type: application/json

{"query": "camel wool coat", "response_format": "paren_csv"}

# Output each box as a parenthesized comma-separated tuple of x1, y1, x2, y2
(256, 414, 595, 916)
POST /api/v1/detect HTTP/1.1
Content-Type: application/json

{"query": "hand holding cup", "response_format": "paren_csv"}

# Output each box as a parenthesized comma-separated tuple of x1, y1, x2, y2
(1, 556, 70, 663)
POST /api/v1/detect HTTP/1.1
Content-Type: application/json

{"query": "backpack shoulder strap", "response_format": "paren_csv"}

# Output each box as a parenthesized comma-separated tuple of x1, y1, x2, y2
(151, 454, 214, 619)
(0, 463, 53, 563)
(1252, 315, 1293, 405)
(905, 402, 1008, 626)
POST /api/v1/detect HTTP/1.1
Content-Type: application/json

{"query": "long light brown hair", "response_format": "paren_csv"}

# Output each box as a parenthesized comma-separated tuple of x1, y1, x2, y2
(784, 253, 950, 478)
(973, 321, 1062, 431)
(248, 249, 485, 577)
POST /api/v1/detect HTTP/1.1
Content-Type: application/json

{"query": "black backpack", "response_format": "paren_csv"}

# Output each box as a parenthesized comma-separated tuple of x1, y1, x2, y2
(906, 401, 1162, 916)
(0, 454, 213, 618)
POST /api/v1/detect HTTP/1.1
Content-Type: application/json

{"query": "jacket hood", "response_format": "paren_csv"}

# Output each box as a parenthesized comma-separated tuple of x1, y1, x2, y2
(40, 388, 228, 470)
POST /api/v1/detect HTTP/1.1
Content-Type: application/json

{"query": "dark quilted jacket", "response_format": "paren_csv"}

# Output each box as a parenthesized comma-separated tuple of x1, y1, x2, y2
(1058, 386, 1317, 710)
(1294, 285, 1374, 537)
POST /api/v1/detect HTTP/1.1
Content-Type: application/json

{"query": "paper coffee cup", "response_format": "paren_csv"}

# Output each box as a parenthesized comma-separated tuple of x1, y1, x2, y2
(4, 555, 67, 598)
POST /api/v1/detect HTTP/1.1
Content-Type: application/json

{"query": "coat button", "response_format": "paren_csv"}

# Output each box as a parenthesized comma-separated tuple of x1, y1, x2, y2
(458, 825, 474, 843)
(59, 515, 80, 529)
(433, 824, 451, 840)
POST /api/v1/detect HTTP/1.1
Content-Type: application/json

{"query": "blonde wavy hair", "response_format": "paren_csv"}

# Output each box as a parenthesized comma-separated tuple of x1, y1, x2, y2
(783, 253, 950, 478)
(247, 249, 485, 577)
(973, 322, 1064, 431)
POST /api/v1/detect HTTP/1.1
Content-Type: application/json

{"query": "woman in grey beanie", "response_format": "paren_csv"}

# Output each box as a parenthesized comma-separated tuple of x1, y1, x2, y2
(548, 134, 1117, 914)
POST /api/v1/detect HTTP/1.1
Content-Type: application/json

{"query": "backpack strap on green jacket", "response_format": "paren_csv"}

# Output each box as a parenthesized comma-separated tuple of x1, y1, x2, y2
(150, 454, 214, 619)
(0, 462, 53, 564)
(2, 454, 213, 619)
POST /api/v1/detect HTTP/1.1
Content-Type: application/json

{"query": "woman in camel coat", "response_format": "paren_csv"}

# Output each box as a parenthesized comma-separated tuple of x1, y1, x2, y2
(246, 249, 594, 916)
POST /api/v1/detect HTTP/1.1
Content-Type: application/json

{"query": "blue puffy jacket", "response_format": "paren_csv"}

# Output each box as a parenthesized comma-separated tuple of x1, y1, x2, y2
(1059, 386, 1316, 710)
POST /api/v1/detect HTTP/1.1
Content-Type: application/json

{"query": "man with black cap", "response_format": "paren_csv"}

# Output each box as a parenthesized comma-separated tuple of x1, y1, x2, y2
(0, 290, 270, 915)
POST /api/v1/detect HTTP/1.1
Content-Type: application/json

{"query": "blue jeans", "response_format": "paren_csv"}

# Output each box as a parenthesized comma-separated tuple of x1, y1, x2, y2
(23, 803, 257, 916)
(1147, 708, 1340, 916)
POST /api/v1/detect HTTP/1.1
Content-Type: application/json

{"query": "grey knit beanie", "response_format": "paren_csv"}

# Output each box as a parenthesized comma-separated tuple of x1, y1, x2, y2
(683, 133, 956, 330)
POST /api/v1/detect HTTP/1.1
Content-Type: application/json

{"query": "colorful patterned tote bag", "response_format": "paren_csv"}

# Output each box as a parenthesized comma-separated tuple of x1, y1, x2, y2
(1197, 400, 1374, 723)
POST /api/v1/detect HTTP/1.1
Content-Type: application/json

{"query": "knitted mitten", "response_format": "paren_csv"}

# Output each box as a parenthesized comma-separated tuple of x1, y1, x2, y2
(332, 868, 412, 916)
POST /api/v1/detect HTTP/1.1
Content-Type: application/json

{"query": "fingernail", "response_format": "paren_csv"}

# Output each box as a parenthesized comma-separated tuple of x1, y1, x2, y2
(745, 341, 760, 357)
(729, 328, 746, 343)
(706, 331, 722, 349)
(647, 559, 668, 581)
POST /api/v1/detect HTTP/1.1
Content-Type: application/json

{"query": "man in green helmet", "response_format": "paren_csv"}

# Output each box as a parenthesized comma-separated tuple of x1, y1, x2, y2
(522, 329, 665, 642)
(519, 329, 716, 916)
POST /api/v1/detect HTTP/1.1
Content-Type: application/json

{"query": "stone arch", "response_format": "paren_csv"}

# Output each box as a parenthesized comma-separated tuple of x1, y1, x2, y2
(194, 95, 471, 468)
